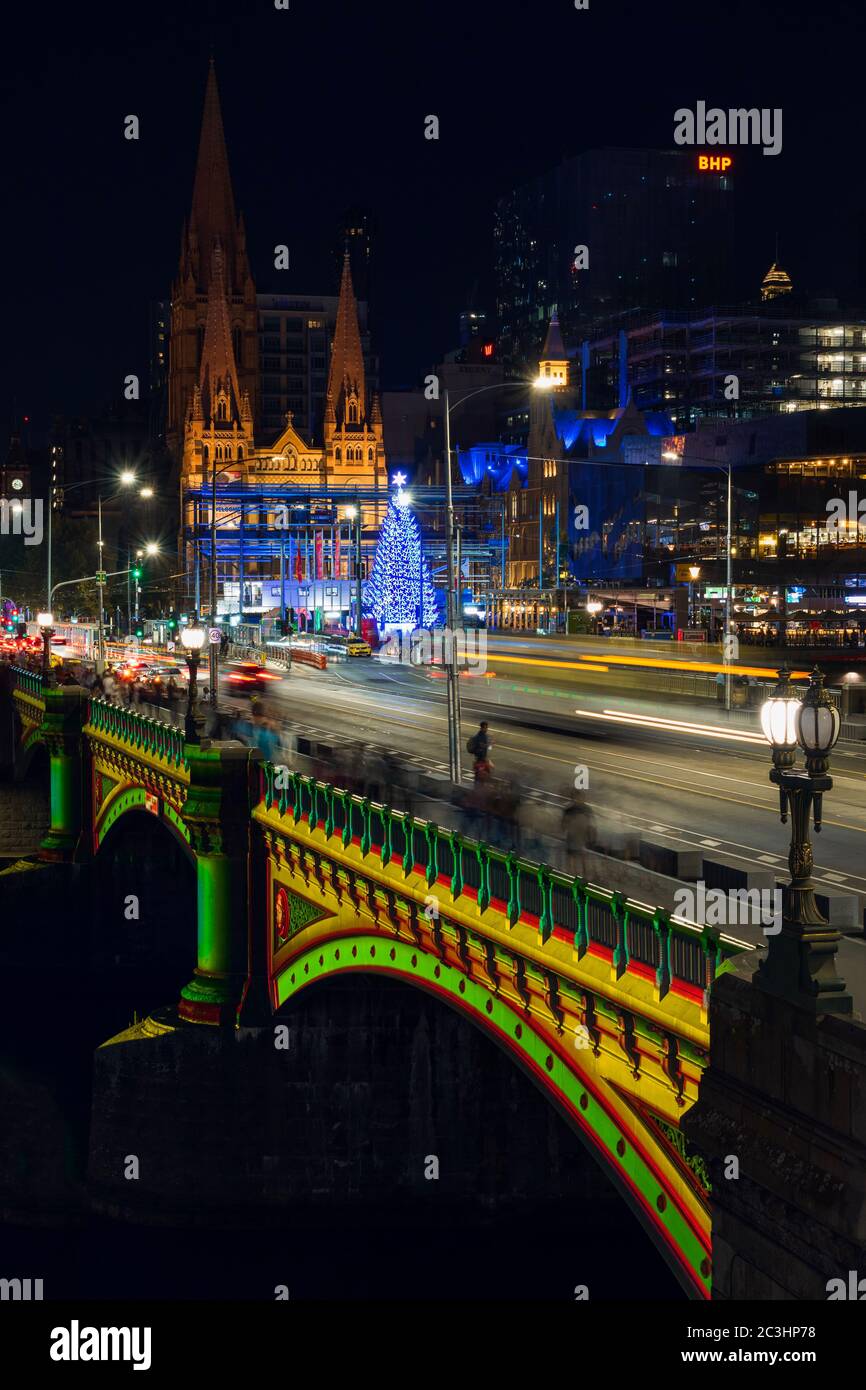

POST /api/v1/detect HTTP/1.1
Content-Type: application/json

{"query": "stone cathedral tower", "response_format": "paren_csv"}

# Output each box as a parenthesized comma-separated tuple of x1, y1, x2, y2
(167, 60, 259, 463)
(323, 249, 387, 494)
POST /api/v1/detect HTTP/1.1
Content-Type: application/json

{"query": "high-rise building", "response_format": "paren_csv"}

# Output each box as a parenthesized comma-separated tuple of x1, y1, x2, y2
(494, 147, 737, 373)
(148, 299, 170, 442)
(257, 291, 376, 442)
(579, 304, 866, 427)
(337, 208, 375, 307)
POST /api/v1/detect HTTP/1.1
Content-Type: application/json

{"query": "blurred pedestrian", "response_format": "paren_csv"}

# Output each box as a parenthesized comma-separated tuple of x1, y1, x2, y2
(561, 791, 595, 878)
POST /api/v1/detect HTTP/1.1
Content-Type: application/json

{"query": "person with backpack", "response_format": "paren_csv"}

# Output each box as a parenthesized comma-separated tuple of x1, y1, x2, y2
(467, 721, 492, 781)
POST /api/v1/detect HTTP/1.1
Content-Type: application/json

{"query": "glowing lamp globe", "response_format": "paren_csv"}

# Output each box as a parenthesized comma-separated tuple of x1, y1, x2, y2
(760, 695, 801, 750)
(760, 668, 801, 771)
(797, 668, 840, 770)
(180, 625, 206, 652)
(37, 611, 54, 628)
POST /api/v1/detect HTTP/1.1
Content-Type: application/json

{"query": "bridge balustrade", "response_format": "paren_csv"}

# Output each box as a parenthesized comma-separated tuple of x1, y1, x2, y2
(86, 697, 189, 771)
(258, 762, 742, 1000)
(10, 665, 43, 697)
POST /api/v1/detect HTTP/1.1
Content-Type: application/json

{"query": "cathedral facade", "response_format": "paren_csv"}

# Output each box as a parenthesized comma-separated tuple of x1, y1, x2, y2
(169, 62, 387, 592)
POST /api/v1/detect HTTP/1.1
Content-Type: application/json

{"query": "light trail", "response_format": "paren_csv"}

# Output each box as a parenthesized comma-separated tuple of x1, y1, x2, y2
(574, 707, 767, 745)
(485, 650, 809, 680)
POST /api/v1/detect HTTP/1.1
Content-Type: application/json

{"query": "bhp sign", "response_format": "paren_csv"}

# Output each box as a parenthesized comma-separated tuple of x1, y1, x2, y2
(698, 154, 732, 171)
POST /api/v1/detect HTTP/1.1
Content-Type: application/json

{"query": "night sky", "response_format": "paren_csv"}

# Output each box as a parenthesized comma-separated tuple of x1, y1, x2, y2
(2, 0, 863, 439)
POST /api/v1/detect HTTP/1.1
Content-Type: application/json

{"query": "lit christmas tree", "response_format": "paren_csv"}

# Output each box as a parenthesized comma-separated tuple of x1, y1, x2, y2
(364, 487, 439, 630)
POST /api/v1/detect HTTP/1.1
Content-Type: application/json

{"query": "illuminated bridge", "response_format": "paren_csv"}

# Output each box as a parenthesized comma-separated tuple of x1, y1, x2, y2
(8, 666, 754, 1299)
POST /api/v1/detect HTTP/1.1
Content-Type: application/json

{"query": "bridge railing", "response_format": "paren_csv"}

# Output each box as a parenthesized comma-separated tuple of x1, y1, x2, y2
(10, 665, 43, 697)
(86, 697, 189, 771)
(258, 763, 748, 999)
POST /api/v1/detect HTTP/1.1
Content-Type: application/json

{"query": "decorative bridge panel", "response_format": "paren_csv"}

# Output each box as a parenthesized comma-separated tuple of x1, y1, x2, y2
(84, 699, 190, 853)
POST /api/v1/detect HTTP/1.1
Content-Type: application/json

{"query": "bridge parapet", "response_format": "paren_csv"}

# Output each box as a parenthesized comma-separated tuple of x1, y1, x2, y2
(85, 697, 189, 774)
(258, 762, 746, 1018)
(11, 665, 43, 699)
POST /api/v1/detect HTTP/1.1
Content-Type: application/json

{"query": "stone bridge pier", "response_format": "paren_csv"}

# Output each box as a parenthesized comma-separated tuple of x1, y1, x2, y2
(683, 953, 866, 1300)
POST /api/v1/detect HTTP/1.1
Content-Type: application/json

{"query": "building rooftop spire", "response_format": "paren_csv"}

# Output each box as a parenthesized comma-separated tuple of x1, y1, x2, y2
(326, 249, 366, 427)
(541, 313, 567, 361)
(761, 261, 793, 302)
(187, 61, 242, 294)
(198, 240, 243, 426)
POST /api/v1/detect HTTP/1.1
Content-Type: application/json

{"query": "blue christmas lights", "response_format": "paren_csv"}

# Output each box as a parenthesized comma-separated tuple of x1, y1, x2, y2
(364, 493, 438, 628)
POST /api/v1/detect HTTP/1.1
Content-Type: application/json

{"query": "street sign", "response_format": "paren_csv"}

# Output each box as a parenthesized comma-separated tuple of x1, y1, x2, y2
(208, 628, 221, 645)
(166, 640, 175, 652)
(95, 571, 107, 584)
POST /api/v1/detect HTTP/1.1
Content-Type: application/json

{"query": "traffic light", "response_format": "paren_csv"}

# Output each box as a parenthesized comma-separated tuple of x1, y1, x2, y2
(131, 566, 142, 581)
(166, 613, 177, 630)
(134, 623, 144, 639)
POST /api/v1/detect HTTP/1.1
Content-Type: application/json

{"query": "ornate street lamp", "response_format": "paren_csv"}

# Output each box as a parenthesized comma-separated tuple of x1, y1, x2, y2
(759, 664, 801, 817)
(37, 611, 54, 685)
(758, 666, 850, 1014)
(180, 623, 207, 743)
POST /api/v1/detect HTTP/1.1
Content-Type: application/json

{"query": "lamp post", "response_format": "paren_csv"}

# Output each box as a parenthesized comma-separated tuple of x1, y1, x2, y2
(688, 564, 701, 628)
(586, 598, 603, 634)
(47, 471, 150, 669)
(758, 666, 851, 1014)
(206, 464, 241, 709)
(344, 504, 362, 636)
(663, 450, 734, 708)
(180, 623, 207, 743)
(37, 611, 54, 685)
(442, 378, 543, 782)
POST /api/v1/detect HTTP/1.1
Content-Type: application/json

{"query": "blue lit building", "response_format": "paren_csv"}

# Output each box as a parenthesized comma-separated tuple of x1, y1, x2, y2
(496, 316, 678, 585)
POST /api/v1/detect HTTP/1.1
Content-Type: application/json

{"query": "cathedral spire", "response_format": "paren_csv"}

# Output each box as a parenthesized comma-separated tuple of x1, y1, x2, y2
(326, 249, 366, 427)
(187, 60, 243, 294)
(198, 240, 243, 426)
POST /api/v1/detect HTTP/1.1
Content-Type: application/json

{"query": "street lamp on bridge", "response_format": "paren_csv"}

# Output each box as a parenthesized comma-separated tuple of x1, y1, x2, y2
(37, 611, 54, 685)
(758, 665, 851, 1014)
(180, 623, 207, 744)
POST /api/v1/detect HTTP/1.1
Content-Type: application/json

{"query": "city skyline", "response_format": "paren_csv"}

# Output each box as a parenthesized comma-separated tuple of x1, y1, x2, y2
(5, 0, 866, 1342)
(3, 0, 866, 437)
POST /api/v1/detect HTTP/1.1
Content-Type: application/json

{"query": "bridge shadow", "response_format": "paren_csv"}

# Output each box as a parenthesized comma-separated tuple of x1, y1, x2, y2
(27, 968, 687, 1299)
(88, 809, 196, 1012)
(0, 808, 196, 1228)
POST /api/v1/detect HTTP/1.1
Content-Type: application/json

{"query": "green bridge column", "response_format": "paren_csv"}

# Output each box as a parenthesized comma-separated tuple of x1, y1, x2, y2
(179, 742, 262, 1026)
(39, 687, 89, 862)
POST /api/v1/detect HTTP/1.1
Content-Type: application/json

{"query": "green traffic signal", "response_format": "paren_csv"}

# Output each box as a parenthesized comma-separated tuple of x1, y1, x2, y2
(131, 566, 142, 580)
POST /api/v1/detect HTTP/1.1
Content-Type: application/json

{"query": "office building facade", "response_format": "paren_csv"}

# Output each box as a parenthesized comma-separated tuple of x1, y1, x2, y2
(494, 147, 737, 373)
